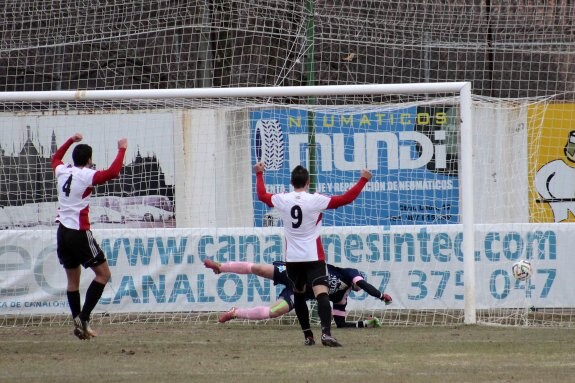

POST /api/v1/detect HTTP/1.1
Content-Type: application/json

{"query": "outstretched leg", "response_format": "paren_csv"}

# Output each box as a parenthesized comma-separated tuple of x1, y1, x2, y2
(219, 299, 290, 323)
(204, 260, 274, 279)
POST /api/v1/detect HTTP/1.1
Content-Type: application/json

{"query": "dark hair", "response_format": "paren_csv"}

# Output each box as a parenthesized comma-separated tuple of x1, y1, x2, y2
(72, 144, 92, 166)
(291, 165, 309, 189)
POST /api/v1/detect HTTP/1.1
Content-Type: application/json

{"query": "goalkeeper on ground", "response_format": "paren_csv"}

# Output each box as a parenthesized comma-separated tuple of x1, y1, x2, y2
(205, 259, 392, 331)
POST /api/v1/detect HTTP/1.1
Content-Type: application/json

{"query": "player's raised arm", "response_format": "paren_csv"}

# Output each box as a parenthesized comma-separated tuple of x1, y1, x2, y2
(117, 137, 128, 150)
(51, 133, 83, 170)
(92, 138, 128, 185)
(327, 168, 372, 209)
(254, 162, 273, 207)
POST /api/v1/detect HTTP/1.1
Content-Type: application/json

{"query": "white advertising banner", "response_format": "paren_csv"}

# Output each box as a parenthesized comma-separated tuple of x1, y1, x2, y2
(0, 223, 570, 315)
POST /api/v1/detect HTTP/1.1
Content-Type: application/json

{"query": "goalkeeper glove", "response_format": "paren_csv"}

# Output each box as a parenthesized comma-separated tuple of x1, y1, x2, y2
(364, 317, 382, 328)
(380, 293, 392, 305)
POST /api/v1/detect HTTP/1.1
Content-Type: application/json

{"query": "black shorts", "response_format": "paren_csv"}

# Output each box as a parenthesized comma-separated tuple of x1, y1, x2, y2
(286, 260, 329, 291)
(272, 261, 292, 287)
(56, 224, 107, 269)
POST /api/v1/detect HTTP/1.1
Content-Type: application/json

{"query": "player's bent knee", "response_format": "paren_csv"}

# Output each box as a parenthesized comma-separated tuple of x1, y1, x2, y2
(93, 264, 111, 282)
(311, 275, 329, 288)
(293, 287, 306, 294)
(316, 292, 329, 300)
(312, 283, 329, 297)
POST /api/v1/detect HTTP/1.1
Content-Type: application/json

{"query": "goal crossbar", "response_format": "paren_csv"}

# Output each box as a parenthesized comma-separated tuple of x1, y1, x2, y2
(0, 82, 471, 101)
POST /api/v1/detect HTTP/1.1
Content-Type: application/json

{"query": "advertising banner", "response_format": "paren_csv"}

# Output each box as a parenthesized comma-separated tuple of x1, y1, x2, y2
(529, 104, 575, 223)
(0, 112, 176, 229)
(250, 106, 460, 227)
(0, 223, 570, 314)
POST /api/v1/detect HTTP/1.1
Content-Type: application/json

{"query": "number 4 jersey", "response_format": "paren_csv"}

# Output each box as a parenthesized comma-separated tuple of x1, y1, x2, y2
(52, 137, 126, 230)
(55, 164, 99, 230)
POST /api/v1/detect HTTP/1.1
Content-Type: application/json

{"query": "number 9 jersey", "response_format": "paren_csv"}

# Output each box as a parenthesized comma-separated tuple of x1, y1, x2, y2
(271, 192, 331, 262)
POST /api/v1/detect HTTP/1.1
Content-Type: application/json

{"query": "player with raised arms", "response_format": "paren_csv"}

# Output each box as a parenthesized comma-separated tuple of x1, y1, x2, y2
(253, 162, 372, 347)
(52, 133, 127, 340)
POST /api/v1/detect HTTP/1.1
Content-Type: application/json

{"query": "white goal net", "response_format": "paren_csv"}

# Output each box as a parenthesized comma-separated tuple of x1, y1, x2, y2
(0, 84, 572, 328)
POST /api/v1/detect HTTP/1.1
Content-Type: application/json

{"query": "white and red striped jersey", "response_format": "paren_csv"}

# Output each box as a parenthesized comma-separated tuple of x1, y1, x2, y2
(51, 137, 126, 230)
(271, 191, 331, 262)
(256, 171, 368, 263)
(54, 164, 97, 230)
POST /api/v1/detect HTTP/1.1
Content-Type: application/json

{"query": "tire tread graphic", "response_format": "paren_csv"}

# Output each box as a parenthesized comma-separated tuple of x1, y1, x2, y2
(259, 120, 284, 170)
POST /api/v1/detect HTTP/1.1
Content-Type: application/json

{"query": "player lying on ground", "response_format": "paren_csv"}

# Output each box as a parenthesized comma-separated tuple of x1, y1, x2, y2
(204, 259, 392, 330)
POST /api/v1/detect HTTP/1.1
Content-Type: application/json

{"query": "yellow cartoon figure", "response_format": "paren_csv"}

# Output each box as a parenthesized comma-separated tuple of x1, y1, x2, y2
(535, 131, 575, 222)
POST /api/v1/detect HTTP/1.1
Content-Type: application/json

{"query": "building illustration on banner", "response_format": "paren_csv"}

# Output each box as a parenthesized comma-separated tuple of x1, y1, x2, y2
(0, 127, 175, 229)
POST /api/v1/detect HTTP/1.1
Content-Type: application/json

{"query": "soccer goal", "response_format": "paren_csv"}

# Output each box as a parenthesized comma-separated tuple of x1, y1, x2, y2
(0, 83, 570, 328)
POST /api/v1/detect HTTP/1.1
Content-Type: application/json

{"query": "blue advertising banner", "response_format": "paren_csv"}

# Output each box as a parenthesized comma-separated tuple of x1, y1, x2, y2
(250, 106, 460, 227)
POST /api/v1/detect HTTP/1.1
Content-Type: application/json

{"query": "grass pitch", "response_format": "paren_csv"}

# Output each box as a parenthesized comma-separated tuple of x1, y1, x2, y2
(1, 322, 574, 383)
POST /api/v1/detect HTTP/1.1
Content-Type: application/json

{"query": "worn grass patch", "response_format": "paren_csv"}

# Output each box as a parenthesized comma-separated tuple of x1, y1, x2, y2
(0, 323, 574, 383)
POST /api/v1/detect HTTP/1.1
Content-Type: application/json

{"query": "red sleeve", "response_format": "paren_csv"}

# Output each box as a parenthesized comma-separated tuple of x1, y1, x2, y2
(256, 172, 274, 207)
(51, 138, 74, 170)
(327, 177, 368, 209)
(92, 148, 126, 185)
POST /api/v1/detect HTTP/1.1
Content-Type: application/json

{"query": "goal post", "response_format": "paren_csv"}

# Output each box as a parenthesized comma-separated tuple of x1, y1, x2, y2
(459, 83, 476, 325)
(6, 81, 564, 329)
